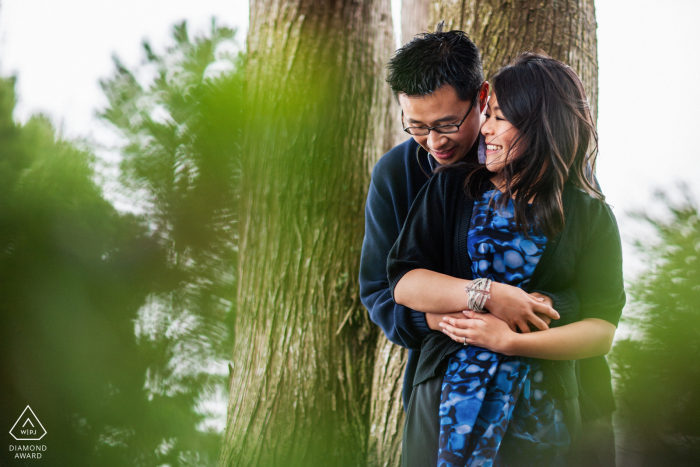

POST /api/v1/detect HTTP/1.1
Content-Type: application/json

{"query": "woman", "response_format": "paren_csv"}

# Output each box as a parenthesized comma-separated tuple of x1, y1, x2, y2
(388, 53, 625, 467)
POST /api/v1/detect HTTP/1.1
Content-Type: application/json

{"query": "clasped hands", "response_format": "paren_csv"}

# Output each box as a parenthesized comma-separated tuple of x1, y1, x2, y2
(426, 283, 558, 355)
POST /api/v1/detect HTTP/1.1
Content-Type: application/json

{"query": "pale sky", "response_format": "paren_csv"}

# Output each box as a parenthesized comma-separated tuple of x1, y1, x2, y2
(1, 0, 699, 280)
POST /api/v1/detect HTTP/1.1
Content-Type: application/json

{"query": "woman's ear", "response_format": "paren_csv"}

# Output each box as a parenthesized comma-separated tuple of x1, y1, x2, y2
(479, 82, 490, 113)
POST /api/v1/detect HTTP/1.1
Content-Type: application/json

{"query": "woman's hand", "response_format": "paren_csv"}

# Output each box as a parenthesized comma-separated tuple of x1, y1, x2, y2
(441, 312, 617, 360)
(439, 311, 516, 355)
(487, 282, 559, 333)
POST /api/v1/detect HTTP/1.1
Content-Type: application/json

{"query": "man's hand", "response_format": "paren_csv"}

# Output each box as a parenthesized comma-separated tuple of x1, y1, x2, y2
(486, 282, 559, 333)
(530, 292, 553, 330)
(426, 312, 465, 331)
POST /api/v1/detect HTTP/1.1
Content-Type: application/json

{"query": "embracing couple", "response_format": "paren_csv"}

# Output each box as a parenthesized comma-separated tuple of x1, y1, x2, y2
(359, 25, 625, 467)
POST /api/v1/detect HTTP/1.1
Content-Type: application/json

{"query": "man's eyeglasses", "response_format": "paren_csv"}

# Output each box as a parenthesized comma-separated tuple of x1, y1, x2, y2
(402, 95, 478, 136)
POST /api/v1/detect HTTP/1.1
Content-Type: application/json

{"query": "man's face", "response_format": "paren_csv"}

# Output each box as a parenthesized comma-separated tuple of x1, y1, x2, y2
(399, 84, 486, 166)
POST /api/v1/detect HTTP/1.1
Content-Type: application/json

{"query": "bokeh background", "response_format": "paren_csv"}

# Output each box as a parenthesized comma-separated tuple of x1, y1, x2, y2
(1, 0, 698, 465)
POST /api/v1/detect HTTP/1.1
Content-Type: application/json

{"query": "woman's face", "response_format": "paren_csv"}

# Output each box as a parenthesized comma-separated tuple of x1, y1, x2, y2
(481, 93, 519, 173)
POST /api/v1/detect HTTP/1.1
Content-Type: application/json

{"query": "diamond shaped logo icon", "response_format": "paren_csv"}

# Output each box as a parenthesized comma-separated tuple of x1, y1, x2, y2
(9, 406, 47, 441)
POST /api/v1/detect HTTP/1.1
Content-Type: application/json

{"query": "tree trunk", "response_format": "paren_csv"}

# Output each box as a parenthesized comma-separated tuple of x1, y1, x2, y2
(367, 336, 408, 467)
(220, 0, 396, 465)
(402, 0, 431, 45)
(366, 2, 600, 466)
(429, 0, 599, 122)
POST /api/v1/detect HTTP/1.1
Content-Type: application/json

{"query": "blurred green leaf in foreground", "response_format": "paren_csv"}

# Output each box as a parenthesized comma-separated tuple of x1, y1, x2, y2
(611, 185, 700, 465)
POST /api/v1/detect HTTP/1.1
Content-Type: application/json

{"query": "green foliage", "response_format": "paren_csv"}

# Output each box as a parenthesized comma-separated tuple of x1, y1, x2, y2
(98, 18, 244, 464)
(100, 19, 242, 254)
(610, 187, 700, 462)
(0, 19, 244, 466)
(100, 18, 242, 390)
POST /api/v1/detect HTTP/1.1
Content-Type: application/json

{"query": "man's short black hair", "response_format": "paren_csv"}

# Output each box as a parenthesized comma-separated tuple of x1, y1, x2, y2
(387, 23, 484, 102)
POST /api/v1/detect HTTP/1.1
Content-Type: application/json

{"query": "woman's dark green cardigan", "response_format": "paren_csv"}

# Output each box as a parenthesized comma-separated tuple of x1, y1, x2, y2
(387, 167, 626, 410)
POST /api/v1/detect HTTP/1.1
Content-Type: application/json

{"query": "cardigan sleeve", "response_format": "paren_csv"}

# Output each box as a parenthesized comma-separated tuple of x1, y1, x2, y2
(359, 161, 431, 351)
(529, 289, 580, 327)
(573, 199, 626, 326)
(528, 176, 611, 328)
(387, 172, 448, 300)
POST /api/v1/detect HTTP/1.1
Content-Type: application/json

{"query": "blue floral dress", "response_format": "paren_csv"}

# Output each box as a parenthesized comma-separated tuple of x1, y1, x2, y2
(437, 188, 571, 467)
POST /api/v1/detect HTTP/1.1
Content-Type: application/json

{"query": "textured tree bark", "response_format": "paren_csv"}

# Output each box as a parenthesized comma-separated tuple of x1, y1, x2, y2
(402, 0, 431, 45)
(220, 0, 396, 466)
(429, 0, 599, 121)
(366, 2, 600, 466)
(367, 336, 408, 467)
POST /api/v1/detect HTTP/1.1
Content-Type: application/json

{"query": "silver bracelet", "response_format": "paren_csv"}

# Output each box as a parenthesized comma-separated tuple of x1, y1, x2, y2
(465, 278, 492, 313)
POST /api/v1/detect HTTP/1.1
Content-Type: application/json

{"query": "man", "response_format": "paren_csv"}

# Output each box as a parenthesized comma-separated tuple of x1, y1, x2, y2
(359, 26, 616, 466)
(360, 27, 488, 412)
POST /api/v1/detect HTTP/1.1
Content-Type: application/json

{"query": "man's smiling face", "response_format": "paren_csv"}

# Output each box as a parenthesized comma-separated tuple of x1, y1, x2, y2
(399, 84, 485, 166)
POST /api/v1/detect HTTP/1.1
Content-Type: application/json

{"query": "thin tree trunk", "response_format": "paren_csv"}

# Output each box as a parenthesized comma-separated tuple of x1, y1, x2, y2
(402, 0, 431, 45)
(220, 0, 396, 465)
(367, 336, 408, 467)
(367, 2, 599, 466)
(429, 0, 599, 122)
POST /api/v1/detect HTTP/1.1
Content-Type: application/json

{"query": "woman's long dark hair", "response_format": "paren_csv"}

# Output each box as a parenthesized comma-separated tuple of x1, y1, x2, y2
(461, 52, 603, 239)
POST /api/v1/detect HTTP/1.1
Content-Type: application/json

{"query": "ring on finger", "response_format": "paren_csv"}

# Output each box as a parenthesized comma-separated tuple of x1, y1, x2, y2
(463, 336, 467, 346)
